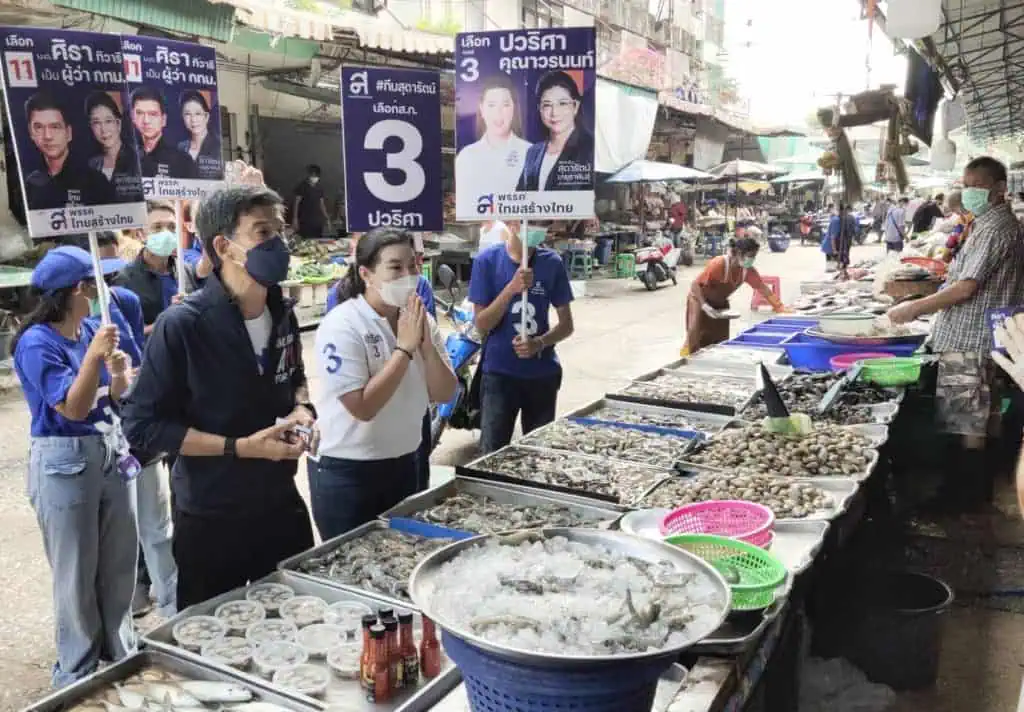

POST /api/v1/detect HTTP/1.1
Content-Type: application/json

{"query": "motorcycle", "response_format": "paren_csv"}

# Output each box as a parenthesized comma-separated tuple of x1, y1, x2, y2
(430, 264, 484, 450)
(634, 233, 682, 291)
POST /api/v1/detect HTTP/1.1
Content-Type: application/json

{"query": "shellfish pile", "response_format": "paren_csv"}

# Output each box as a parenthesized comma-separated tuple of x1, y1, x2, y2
(579, 403, 727, 432)
(742, 372, 886, 424)
(687, 423, 874, 477)
(410, 491, 613, 533)
(519, 419, 696, 468)
(642, 473, 833, 519)
(470, 446, 669, 503)
(620, 374, 754, 410)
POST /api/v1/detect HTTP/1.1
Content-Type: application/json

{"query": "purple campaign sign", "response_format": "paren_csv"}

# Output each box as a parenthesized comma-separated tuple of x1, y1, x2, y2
(341, 67, 443, 232)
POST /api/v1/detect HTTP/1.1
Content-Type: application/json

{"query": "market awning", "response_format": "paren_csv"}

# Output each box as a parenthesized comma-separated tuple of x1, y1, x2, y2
(771, 170, 827, 184)
(708, 159, 786, 180)
(604, 160, 712, 184)
(53, 0, 236, 42)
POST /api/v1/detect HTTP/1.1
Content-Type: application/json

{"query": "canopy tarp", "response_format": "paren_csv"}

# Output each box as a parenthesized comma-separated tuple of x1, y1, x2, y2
(604, 160, 713, 184)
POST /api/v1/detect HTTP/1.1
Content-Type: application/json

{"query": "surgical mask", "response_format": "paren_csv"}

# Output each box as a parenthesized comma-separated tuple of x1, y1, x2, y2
(88, 298, 101, 317)
(309, 176, 320, 185)
(376, 274, 419, 308)
(237, 235, 291, 287)
(741, 257, 756, 269)
(962, 187, 991, 216)
(146, 230, 177, 258)
(525, 227, 547, 249)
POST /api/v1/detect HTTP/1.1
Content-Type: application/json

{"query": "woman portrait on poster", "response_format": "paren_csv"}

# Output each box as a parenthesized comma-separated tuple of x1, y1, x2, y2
(178, 90, 220, 179)
(85, 91, 141, 199)
(455, 73, 531, 195)
(516, 70, 594, 192)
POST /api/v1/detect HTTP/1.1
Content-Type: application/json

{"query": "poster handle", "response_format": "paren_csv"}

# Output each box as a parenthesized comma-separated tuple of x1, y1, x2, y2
(86, 231, 111, 326)
(175, 199, 188, 295)
(520, 218, 529, 338)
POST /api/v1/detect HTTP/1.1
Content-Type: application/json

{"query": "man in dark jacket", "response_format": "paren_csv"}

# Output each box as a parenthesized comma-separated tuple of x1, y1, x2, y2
(122, 184, 315, 608)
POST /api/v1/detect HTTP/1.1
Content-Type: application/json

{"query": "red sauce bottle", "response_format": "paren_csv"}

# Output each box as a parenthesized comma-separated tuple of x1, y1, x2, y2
(369, 624, 390, 703)
(358, 614, 376, 691)
(419, 615, 442, 679)
(381, 616, 401, 691)
(398, 612, 419, 687)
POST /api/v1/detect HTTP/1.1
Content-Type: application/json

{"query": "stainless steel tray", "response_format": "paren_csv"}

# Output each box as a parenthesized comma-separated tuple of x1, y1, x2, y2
(23, 649, 321, 712)
(612, 370, 759, 416)
(664, 357, 795, 383)
(458, 444, 673, 505)
(279, 521, 455, 611)
(378, 477, 624, 532)
(566, 397, 738, 434)
(143, 570, 459, 711)
(687, 345, 786, 365)
(771, 519, 830, 575)
(516, 417, 701, 469)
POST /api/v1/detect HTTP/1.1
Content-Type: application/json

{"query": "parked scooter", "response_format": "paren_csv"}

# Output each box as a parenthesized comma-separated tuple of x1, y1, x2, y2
(430, 264, 483, 449)
(634, 233, 682, 290)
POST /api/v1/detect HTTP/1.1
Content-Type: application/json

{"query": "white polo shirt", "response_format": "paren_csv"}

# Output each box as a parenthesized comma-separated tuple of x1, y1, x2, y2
(314, 295, 449, 461)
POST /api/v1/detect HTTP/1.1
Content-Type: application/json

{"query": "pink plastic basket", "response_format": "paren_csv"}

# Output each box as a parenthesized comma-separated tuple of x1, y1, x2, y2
(829, 352, 894, 371)
(659, 500, 775, 546)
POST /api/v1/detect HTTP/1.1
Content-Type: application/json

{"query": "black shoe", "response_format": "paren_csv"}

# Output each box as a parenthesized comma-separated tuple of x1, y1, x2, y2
(132, 583, 153, 618)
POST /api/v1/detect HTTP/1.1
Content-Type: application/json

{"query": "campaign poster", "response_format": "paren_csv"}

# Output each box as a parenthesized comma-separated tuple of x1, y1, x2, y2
(454, 27, 596, 222)
(121, 36, 223, 200)
(340, 66, 443, 232)
(0, 27, 146, 237)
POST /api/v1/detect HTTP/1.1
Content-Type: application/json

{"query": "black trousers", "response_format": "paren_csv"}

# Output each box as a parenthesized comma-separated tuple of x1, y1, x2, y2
(479, 371, 561, 454)
(415, 411, 431, 492)
(173, 496, 314, 609)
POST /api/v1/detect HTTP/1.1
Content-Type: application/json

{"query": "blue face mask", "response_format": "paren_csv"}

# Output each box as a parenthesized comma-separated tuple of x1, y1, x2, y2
(88, 298, 101, 317)
(146, 230, 177, 258)
(526, 228, 547, 249)
(241, 235, 290, 287)
(961, 187, 991, 216)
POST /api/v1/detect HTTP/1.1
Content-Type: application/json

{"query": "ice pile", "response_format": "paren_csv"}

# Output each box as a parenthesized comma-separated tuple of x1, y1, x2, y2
(429, 535, 727, 656)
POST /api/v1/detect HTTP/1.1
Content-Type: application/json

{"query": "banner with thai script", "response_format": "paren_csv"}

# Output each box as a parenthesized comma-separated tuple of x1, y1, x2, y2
(121, 36, 223, 200)
(0, 27, 146, 237)
(340, 66, 443, 232)
(454, 27, 596, 222)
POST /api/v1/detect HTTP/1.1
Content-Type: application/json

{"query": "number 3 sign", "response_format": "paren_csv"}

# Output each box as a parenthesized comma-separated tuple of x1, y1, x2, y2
(340, 66, 443, 233)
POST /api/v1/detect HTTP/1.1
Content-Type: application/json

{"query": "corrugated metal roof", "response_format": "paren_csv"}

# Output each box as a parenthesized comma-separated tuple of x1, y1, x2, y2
(52, 0, 236, 42)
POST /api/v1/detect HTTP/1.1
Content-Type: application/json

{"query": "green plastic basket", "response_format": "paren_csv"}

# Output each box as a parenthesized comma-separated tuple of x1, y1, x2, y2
(858, 356, 923, 386)
(665, 533, 787, 611)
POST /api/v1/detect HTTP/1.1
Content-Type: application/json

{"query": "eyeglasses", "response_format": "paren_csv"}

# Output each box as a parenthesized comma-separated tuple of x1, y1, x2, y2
(540, 99, 576, 115)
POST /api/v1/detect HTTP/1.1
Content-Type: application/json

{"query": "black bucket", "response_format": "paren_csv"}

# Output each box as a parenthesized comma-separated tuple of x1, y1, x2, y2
(845, 571, 954, 690)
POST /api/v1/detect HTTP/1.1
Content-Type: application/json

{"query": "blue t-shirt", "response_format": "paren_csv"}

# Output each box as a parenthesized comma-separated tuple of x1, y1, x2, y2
(182, 238, 203, 267)
(468, 245, 573, 378)
(15, 322, 115, 437)
(325, 275, 436, 319)
(87, 286, 144, 367)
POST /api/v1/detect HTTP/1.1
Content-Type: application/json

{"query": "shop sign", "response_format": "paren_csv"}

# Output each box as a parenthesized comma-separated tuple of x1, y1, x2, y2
(340, 66, 443, 232)
(453, 27, 597, 221)
(0, 26, 146, 237)
(122, 36, 224, 199)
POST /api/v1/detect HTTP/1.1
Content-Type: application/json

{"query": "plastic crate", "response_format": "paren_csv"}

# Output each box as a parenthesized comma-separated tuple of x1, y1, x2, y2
(726, 332, 791, 347)
(757, 317, 818, 331)
(780, 331, 915, 372)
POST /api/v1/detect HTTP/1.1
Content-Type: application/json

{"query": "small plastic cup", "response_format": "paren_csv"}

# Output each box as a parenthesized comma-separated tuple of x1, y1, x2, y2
(279, 595, 328, 628)
(252, 640, 308, 679)
(172, 615, 227, 652)
(215, 599, 266, 634)
(245, 582, 295, 614)
(245, 619, 298, 646)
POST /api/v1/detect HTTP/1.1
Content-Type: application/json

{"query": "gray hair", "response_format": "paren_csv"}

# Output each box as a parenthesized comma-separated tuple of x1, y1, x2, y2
(945, 191, 962, 211)
(196, 185, 283, 268)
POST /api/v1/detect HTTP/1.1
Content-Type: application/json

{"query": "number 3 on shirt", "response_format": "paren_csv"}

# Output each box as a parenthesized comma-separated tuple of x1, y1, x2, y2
(511, 300, 538, 338)
(322, 343, 342, 374)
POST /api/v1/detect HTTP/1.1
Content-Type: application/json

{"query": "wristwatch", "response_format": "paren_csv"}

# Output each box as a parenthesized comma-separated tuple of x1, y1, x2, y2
(224, 437, 237, 458)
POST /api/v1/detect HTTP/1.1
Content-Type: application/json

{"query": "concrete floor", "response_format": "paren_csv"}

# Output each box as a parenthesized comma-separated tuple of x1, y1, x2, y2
(1, 241, 1022, 711)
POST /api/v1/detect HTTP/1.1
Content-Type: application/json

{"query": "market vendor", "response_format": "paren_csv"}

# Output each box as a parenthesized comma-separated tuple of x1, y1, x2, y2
(684, 237, 785, 355)
(888, 156, 1024, 509)
(312, 228, 456, 539)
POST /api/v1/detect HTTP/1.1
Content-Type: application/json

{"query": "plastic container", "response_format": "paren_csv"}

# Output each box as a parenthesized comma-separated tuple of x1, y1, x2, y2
(859, 356, 923, 386)
(845, 572, 953, 690)
(767, 235, 790, 253)
(253, 640, 309, 679)
(664, 533, 787, 611)
(297, 623, 345, 658)
(324, 601, 375, 640)
(726, 332, 790, 347)
(780, 332, 917, 371)
(757, 317, 818, 331)
(245, 582, 295, 614)
(201, 636, 256, 670)
(273, 663, 331, 698)
(280, 595, 329, 627)
(829, 352, 895, 371)
(215, 599, 266, 634)
(659, 500, 775, 548)
(326, 642, 363, 680)
(246, 619, 299, 646)
(900, 256, 948, 276)
(443, 631, 670, 712)
(172, 615, 227, 652)
(817, 313, 878, 336)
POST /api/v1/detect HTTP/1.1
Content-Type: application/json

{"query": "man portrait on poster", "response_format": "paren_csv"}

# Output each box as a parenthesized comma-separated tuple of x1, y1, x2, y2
(130, 86, 198, 180)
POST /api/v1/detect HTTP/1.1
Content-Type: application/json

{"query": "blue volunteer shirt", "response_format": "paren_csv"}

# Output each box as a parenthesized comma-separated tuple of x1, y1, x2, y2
(325, 275, 436, 319)
(14, 322, 115, 437)
(86, 286, 145, 367)
(468, 244, 573, 379)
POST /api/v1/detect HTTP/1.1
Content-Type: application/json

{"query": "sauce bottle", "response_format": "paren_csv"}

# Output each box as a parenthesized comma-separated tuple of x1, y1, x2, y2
(419, 615, 442, 679)
(368, 624, 390, 703)
(381, 616, 401, 691)
(378, 607, 395, 621)
(398, 612, 419, 687)
(358, 614, 377, 691)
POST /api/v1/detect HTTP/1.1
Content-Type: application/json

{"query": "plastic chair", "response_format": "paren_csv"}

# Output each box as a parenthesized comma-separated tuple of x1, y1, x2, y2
(751, 275, 781, 310)
(568, 249, 592, 280)
(615, 253, 636, 278)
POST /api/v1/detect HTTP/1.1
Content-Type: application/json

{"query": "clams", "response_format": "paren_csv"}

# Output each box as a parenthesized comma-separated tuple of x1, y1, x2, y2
(470, 445, 670, 502)
(621, 374, 754, 410)
(743, 372, 896, 424)
(411, 491, 611, 533)
(519, 420, 697, 468)
(687, 423, 874, 477)
(642, 473, 833, 519)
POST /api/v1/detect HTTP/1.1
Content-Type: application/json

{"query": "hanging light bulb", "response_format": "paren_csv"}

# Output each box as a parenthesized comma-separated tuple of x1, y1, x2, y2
(887, 0, 942, 39)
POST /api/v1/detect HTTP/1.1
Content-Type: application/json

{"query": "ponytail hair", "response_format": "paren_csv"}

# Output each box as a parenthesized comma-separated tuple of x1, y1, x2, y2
(333, 227, 416, 306)
(10, 287, 75, 356)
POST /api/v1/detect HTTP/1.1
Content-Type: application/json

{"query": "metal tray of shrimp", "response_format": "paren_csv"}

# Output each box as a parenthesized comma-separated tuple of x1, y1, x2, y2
(610, 370, 760, 416)
(22, 648, 321, 712)
(565, 398, 738, 434)
(378, 476, 625, 533)
(144, 570, 459, 711)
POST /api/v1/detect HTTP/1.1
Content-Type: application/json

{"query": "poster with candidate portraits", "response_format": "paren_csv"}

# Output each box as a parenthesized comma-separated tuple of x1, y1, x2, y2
(0, 26, 146, 238)
(121, 36, 223, 200)
(454, 27, 596, 222)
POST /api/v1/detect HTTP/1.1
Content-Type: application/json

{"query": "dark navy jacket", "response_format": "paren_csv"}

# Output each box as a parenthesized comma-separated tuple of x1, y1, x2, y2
(516, 128, 595, 192)
(122, 272, 307, 516)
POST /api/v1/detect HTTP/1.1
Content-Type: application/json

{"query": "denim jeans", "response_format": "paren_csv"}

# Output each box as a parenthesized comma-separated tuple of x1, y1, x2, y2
(27, 435, 138, 688)
(135, 460, 177, 617)
(479, 371, 562, 454)
(308, 453, 418, 541)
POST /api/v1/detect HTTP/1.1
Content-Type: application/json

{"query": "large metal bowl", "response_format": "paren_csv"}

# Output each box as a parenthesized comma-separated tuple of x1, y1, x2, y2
(408, 528, 732, 668)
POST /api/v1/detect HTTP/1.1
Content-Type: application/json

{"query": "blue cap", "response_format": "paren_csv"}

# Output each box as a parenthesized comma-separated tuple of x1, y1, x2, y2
(31, 246, 125, 294)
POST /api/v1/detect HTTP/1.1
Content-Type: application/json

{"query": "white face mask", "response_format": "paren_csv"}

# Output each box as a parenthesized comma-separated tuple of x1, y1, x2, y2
(309, 176, 320, 185)
(376, 274, 419, 307)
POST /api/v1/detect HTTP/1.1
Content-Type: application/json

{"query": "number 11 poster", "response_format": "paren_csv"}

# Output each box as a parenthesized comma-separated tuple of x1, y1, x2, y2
(340, 66, 442, 232)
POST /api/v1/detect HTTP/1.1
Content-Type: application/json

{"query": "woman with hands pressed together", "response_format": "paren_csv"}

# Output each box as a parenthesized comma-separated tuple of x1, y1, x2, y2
(312, 228, 456, 539)
(12, 247, 138, 688)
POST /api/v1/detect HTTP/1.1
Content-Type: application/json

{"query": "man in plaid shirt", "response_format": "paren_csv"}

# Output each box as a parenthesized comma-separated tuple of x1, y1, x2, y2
(889, 156, 1024, 509)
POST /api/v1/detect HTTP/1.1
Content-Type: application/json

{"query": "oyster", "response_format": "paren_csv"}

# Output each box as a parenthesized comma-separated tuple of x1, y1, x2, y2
(519, 420, 697, 468)
(411, 491, 611, 533)
(642, 473, 833, 519)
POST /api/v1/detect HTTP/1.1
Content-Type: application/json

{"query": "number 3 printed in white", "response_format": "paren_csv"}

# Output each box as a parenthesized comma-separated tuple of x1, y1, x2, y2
(363, 119, 425, 203)
(511, 300, 538, 338)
